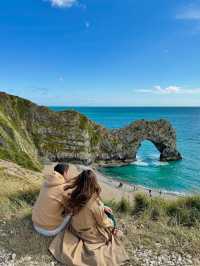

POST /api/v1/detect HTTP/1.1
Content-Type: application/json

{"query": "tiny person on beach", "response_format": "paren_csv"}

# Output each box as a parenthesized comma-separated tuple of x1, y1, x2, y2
(118, 182, 123, 188)
(49, 170, 129, 266)
(149, 189, 152, 197)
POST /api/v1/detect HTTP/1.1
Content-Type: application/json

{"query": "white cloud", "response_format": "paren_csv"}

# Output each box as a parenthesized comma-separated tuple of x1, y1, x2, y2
(154, 85, 181, 94)
(136, 86, 200, 95)
(47, 0, 77, 8)
(176, 6, 200, 20)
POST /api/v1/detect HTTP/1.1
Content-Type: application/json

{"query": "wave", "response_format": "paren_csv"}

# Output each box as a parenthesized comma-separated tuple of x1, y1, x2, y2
(133, 154, 168, 167)
(132, 160, 149, 166)
(152, 161, 169, 166)
(161, 189, 186, 197)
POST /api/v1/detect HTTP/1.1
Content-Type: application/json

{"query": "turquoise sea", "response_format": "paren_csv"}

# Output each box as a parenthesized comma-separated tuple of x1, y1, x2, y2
(50, 107, 200, 195)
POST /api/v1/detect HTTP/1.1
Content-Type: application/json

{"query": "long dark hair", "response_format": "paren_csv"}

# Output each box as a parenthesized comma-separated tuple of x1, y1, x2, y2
(64, 170, 101, 214)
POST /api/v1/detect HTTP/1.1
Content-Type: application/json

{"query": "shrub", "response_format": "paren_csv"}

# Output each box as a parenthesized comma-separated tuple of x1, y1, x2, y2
(8, 189, 39, 207)
(166, 197, 200, 226)
(117, 197, 131, 214)
(184, 196, 200, 210)
(133, 193, 150, 214)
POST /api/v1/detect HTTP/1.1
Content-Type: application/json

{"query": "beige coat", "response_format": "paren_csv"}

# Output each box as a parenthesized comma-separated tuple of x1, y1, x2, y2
(49, 196, 129, 266)
(32, 164, 79, 230)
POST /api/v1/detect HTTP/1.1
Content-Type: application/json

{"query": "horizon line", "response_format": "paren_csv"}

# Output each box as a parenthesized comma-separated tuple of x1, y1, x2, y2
(48, 105, 200, 108)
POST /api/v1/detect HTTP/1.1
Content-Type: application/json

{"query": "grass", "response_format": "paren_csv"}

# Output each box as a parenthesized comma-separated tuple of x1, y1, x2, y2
(0, 162, 53, 265)
(0, 166, 42, 217)
(133, 193, 200, 226)
(1, 162, 200, 265)
(105, 197, 132, 214)
(0, 105, 42, 172)
(104, 193, 200, 264)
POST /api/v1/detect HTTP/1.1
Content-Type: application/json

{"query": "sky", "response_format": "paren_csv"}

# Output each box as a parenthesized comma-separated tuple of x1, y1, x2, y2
(0, 0, 200, 106)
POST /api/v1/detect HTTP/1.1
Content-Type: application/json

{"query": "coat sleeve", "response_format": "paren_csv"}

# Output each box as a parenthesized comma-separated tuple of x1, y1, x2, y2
(92, 199, 114, 229)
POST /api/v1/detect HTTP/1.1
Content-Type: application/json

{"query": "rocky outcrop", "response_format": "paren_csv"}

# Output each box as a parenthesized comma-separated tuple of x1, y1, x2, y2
(0, 92, 182, 170)
(115, 119, 182, 163)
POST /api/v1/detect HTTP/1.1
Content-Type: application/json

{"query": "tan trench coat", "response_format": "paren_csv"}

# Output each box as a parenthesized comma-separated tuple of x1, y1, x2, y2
(49, 196, 129, 266)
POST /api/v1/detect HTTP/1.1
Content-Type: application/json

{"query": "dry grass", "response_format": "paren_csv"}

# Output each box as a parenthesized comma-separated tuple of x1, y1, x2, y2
(0, 161, 52, 265)
(106, 193, 200, 263)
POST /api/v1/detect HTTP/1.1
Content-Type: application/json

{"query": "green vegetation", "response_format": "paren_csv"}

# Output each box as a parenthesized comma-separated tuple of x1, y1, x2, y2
(0, 147, 41, 172)
(0, 99, 42, 171)
(105, 194, 200, 264)
(106, 193, 200, 227)
(79, 115, 89, 130)
(133, 193, 200, 227)
(79, 114, 102, 150)
(116, 197, 132, 214)
(104, 198, 132, 214)
(0, 164, 43, 217)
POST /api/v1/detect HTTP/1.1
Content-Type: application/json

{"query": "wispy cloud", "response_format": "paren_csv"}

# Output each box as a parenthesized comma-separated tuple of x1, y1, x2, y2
(154, 85, 181, 94)
(176, 5, 200, 20)
(136, 86, 200, 95)
(47, 0, 78, 8)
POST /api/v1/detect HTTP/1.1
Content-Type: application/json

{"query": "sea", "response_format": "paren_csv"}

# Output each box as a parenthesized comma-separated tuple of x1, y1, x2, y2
(50, 107, 200, 195)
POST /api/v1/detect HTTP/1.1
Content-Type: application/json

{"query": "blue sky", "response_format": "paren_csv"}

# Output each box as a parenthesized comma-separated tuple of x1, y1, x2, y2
(0, 0, 200, 106)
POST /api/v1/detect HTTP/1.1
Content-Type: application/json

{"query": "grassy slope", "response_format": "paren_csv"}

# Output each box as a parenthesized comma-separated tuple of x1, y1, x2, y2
(108, 196, 200, 265)
(0, 160, 52, 265)
(0, 95, 42, 171)
(0, 160, 200, 265)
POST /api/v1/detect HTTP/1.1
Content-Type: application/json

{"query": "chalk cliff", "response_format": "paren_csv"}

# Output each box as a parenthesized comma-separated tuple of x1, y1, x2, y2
(0, 92, 182, 170)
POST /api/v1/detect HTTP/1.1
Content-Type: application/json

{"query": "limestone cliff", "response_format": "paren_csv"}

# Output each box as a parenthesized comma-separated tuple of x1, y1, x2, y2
(0, 92, 182, 170)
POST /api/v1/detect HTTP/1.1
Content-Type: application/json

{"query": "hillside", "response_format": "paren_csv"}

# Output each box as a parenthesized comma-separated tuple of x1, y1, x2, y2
(0, 92, 181, 172)
(0, 160, 200, 266)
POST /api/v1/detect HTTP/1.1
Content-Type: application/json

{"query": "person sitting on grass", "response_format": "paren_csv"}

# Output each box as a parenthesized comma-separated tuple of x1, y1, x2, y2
(49, 169, 129, 266)
(32, 163, 79, 237)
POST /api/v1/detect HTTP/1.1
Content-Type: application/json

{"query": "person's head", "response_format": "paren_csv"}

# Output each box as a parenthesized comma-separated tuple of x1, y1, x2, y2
(64, 169, 101, 214)
(54, 163, 69, 180)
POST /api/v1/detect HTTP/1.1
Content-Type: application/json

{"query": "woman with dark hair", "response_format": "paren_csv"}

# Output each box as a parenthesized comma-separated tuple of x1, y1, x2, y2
(49, 169, 129, 266)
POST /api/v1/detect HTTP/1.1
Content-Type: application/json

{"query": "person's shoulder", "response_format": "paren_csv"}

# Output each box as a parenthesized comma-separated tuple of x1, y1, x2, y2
(44, 171, 66, 187)
(67, 164, 81, 180)
(87, 195, 103, 210)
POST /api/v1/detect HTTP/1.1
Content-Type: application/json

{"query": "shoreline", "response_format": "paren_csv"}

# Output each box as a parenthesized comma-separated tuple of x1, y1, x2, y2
(95, 169, 183, 200)
(75, 164, 185, 201)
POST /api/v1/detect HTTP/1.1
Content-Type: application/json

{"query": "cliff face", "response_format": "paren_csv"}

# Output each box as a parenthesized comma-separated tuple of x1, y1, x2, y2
(0, 92, 182, 170)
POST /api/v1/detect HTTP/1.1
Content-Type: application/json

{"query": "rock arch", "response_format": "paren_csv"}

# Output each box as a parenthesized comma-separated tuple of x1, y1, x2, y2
(107, 119, 182, 163)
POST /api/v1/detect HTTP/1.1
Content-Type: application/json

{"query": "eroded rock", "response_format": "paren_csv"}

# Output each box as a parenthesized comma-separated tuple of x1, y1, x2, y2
(0, 92, 182, 169)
